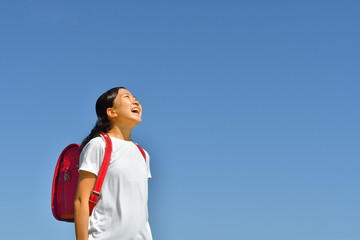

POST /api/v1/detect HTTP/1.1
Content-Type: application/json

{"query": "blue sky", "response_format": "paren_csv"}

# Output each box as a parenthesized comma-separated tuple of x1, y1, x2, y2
(0, 1, 359, 239)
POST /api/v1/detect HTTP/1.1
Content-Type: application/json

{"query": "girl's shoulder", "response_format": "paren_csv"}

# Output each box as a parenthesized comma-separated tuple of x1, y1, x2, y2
(82, 136, 106, 152)
(89, 136, 105, 145)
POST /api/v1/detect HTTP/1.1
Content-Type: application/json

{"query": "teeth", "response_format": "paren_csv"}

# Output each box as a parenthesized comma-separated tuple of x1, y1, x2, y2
(132, 108, 140, 113)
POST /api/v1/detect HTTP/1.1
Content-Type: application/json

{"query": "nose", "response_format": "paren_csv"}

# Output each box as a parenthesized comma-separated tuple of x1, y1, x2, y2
(134, 99, 140, 106)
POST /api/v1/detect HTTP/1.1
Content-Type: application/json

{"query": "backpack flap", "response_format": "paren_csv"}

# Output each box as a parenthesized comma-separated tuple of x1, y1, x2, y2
(51, 143, 80, 222)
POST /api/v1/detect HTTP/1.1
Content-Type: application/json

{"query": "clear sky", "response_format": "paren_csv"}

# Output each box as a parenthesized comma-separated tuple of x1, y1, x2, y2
(0, 1, 359, 239)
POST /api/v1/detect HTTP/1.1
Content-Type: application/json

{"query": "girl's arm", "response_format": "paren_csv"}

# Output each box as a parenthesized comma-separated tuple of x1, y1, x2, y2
(74, 171, 96, 240)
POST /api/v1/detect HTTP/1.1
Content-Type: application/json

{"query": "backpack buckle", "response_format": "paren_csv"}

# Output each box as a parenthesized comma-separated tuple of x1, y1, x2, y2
(89, 190, 101, 205)
(91, 191, 101, 197)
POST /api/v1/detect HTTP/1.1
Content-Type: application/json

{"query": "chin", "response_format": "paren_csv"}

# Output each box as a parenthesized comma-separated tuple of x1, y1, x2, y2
(132, 117, 142, 125)
(125, 114, 142, 127)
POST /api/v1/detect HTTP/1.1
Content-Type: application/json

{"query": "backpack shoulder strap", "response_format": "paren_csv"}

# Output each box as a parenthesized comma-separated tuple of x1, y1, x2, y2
(134, 143, 146, 162)
(89, 133, 112, 214)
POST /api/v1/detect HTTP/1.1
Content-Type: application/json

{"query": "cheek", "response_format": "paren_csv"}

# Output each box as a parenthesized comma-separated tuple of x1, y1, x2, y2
(113, 104, 128, 116)
(114, 99, 129, 110)
(120, 105, 130, 114)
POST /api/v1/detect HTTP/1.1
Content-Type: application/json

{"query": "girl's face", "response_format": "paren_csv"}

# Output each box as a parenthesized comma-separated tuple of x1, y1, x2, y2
(108, 88, 142, 127)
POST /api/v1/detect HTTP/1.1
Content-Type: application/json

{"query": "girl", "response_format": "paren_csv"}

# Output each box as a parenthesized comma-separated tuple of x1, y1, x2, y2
(74, 87, 152, 240)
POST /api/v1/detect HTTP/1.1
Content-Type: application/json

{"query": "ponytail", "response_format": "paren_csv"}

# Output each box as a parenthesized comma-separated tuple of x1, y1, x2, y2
(79, 120, 111, 152)
(79, 86, 125, 152)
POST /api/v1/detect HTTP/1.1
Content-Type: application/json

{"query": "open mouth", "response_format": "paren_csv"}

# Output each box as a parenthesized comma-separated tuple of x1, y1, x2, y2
(131, 107, 141, 114)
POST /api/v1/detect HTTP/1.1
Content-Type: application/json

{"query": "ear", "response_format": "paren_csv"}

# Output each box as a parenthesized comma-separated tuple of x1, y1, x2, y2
(106, 107, 117, 119)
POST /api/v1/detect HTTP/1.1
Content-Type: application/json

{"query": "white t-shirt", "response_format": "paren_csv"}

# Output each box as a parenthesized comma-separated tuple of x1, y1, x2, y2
(79, 136, 152, 240)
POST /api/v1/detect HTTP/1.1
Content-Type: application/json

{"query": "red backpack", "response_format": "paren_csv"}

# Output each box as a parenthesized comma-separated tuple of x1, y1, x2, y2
(51, 133, 146, 222)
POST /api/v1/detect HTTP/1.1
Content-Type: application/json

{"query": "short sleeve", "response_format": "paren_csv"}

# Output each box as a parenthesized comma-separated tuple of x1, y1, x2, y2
(145, 150, 152, 179)
(79, 138, 105, 176)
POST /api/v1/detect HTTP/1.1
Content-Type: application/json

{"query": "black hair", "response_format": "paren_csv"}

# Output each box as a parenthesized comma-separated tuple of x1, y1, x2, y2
(80, 87, 125, 152)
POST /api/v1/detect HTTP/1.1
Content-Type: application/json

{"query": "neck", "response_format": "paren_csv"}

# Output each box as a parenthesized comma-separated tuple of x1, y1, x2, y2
(107, 125, 133, 141)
